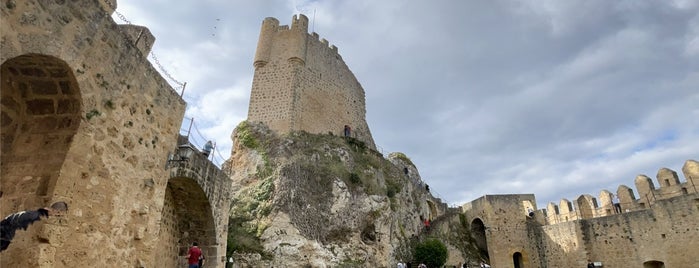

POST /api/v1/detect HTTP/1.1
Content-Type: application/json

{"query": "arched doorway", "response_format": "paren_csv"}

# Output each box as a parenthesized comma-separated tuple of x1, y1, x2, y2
(643, 260, 665, 268)
(1, 54, 81, 266)
(513, 252, 524, 268)
(471, 218, 489, 262)
(1, 54, 81, 214)
(156, 176, 216, 268)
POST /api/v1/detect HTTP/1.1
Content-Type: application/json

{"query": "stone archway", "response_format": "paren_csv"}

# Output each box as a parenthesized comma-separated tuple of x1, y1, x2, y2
(471, 218, 489, 263)
(1, 54, 81, 266)
(1, 54, 81, 214)
(156, 176, 217, 268)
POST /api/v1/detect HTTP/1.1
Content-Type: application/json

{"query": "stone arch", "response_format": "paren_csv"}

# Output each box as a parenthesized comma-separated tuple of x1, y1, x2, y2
(643, 260, 665, 268)
(156, 176, 217, 268)
(1, 54, 82, 215)
(471, 218, 489, 263)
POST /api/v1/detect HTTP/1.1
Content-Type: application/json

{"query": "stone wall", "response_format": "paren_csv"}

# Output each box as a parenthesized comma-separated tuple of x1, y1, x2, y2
(165, 142, 233, 268)
(462, 160, 699, 268)
(0, 1, 234, 267)
(461, 194, 542, 267)
(538, 193, 699, 267)
(248, 15, 376, 150)
(155, 187, 182, 268)
(543, 160, 699, 224)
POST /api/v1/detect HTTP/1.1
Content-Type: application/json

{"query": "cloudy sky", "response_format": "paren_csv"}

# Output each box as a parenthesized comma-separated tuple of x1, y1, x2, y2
(113, 0, 699, 208)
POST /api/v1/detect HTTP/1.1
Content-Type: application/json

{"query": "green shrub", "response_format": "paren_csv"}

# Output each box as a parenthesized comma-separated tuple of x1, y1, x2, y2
(413, 238, 448, 268)
(236, 121, 259, 149)
(226, 216, 270, 259)
(349, 173, 361, 184)
(385, 177, 401, 198)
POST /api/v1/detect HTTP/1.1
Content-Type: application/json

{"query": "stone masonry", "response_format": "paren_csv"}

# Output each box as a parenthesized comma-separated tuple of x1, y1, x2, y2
(1, 1, 230, 267)
(248, 15, 377, 150)
(461, 160, 699, 268)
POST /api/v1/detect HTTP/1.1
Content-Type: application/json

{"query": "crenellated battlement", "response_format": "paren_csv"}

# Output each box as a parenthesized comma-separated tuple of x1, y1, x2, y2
(248, 14, 377, 150)
(461, 159, 699, 267)
(253, 14, 342, 68)
(540, 159, 699, 224)
(308, 32, 340, 54)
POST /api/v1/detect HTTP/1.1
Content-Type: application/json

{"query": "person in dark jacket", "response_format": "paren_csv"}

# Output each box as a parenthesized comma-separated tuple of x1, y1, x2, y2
(1, 201, 68, 252)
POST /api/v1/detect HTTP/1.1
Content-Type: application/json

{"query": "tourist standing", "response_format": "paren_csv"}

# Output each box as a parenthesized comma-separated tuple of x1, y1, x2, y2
(202, 141, 214, 157)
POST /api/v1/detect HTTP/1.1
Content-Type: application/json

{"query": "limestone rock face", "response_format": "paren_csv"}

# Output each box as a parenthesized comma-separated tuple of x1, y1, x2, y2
(226, 122, 447, 267)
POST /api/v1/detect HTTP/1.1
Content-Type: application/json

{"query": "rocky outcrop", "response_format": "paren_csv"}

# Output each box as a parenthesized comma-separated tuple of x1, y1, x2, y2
(224, 121, 458, 267)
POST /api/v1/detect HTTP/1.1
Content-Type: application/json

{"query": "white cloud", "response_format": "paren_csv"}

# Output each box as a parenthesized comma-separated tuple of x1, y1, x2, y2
(114, 0, 699, 208)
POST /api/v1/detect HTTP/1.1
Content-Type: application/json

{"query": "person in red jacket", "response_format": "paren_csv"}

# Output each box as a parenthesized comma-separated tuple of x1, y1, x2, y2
(186, 242, 203, 268)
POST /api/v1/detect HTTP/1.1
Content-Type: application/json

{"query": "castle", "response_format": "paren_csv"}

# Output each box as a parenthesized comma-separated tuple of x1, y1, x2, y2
(239, 14, 699, 268)
(247, 14, 376, 150)
(2, 1, 697, 267)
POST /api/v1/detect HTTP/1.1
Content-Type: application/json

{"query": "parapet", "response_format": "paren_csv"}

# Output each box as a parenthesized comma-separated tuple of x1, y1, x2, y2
(542, 159, 698, 225)
(253, 14, 342, 68)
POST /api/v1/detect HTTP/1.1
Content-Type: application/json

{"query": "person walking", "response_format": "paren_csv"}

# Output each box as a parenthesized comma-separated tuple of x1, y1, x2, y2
(186, 242, 203, 268)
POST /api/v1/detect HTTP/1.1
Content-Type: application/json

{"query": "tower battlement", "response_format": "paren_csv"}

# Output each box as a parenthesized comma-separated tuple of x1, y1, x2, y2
(247, 15, 376, 150)
(540, 159, 699, 224)
(460, 160, 699, 267)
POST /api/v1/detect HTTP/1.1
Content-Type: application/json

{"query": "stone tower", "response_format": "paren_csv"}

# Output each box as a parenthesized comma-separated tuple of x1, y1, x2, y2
(247, 14, 376, 150)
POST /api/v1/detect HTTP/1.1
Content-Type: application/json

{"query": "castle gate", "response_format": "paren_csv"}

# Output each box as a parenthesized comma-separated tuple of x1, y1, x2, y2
(158, 140, 232, 268)
(471, 218, 489, 262)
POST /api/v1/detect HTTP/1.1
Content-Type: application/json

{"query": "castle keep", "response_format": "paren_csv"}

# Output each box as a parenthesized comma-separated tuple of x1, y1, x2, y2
(248, 15, 376, 150)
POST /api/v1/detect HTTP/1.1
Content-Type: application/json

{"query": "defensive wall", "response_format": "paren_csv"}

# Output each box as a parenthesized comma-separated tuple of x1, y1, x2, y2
(461, 160, 699, 268)
(1, 1, 230, 267)
(248, 15, 377, 150)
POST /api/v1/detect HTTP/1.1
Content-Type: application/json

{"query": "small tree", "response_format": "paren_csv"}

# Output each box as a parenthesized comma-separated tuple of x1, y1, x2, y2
(413, 238, 448, 267)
